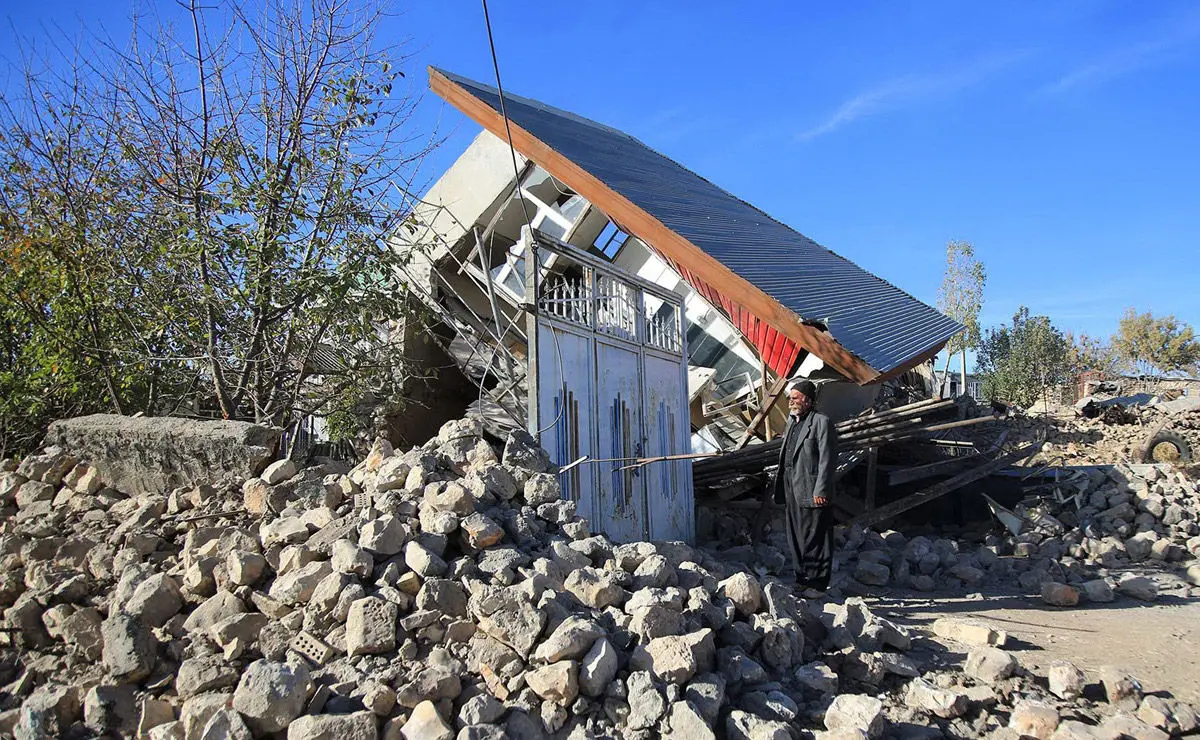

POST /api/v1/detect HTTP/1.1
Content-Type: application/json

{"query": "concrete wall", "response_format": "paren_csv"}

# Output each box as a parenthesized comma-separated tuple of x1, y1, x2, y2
(391, 131, 525, 292)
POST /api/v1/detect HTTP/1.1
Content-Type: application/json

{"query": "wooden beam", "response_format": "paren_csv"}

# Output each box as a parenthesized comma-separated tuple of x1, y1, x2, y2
(429, 68, 882, 385)
(864, 446, 879, 512)
(734, 375, 790, 450)
(854, 441, 1042, 528)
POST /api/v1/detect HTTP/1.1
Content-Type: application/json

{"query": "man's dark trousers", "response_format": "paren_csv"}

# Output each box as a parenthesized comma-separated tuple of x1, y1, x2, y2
(775, 409, 837, 591)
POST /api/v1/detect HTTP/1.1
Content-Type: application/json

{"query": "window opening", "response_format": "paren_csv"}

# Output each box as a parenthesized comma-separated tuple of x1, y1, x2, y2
(593, 221, 629, 261)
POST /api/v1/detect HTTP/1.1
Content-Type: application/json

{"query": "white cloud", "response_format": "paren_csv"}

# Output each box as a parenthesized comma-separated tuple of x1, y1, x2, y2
(797, 52, 1030, 142)
(1044, 12, 1200, 94)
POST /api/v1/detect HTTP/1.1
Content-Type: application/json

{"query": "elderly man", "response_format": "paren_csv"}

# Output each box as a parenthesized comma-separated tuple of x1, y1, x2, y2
(773, 379, 837, 595)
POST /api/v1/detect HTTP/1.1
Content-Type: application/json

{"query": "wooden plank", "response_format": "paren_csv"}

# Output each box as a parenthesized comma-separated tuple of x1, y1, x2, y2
(429, 68, 883, 385)
(853, 442, 1042, 528)
(864, 446, 878, 512)
(734, 375, 790, 450)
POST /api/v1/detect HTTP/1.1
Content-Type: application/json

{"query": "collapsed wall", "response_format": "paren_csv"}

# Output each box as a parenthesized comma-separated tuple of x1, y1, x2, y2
(44, 415, 281, 496)
(0, 415, 1197, 739)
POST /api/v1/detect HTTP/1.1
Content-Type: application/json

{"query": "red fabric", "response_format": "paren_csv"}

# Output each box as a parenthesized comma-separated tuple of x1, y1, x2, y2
(657, 253, 802, 378)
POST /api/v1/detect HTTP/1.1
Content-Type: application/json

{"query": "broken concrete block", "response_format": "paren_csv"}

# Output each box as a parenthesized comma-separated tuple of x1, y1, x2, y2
(533, 615, 604, 663)
(525, 661, 579, 704)
(404, 540, 447, 578)
(183, 591, 248, 634)
(261, 459, 297, 485)
(345, 596, 397, 656)
(177, 656, 239, 698)
(331, 539, 373, 577)
(931, 617, 1008, 647)
(628, 629, 715, 684)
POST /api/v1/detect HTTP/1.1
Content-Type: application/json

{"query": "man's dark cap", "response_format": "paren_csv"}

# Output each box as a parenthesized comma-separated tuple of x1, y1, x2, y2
(791, 380, 817, 401)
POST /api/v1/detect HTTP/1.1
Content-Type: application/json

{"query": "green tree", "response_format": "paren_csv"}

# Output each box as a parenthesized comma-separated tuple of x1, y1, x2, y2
(0, 0, 438, 454)
(1112, 308, 1200, 378)
(977, 307, 1071, 408)
(936, 240, 986, 396)
(1066, 331, 1121, 376)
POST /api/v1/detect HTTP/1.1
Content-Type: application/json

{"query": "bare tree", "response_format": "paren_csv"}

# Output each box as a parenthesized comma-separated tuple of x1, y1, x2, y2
(937, 240, 986, 397)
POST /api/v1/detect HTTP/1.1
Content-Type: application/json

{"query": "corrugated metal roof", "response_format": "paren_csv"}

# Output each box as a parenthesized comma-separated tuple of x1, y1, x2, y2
(432, 68, 963, 376)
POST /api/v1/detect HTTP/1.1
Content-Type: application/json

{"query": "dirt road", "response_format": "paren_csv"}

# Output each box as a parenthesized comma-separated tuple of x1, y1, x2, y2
(866, 591, 1200, 705)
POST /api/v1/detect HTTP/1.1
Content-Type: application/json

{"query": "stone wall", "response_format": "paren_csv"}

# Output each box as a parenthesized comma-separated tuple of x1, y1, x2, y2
(44, 415, 280, 495)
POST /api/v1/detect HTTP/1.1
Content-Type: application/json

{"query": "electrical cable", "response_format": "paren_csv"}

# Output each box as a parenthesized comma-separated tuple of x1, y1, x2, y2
(479, 0, 567, 440)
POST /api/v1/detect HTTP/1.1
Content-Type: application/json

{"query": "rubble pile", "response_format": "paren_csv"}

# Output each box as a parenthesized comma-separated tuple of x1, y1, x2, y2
(0, 415, 1198, 739)
(1013, 401, 1200, 468)
(833, 462, 1200, 604)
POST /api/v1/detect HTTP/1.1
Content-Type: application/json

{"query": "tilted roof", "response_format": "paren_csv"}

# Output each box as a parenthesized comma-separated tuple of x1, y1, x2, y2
(429, 67, 962, 382)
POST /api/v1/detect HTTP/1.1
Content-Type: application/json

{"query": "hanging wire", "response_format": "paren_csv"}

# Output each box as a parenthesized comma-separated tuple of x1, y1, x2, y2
(479, 0, 565, 439)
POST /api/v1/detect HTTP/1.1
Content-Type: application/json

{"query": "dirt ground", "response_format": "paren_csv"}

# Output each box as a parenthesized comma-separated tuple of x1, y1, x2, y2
(865, 590, 1200, 705)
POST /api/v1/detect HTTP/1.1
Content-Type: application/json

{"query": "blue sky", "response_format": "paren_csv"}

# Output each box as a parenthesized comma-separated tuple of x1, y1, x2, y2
(4, 1, 1199, 362)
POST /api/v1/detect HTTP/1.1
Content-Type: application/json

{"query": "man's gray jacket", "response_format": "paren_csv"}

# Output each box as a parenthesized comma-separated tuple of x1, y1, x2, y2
(773, 411, 837, 507)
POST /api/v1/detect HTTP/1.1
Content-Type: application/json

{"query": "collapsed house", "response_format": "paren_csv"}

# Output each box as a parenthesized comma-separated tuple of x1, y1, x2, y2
(391, 68, 963, 543)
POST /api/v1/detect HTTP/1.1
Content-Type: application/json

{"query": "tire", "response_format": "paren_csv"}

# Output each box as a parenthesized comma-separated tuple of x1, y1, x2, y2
(1141, 429, 1194, 464)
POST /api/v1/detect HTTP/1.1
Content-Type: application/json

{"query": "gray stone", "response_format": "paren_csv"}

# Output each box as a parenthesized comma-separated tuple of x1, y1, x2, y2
(360, 515, 407, 556)
(523, 473, 561, 506)
(564, 567, 626, 609)
(286, 711, 377, 740)
(579, 637, 619, 698)
(1081, 579, 1114, 603)
(231, 659, 311, 734)
(199, 709, 253, 740)
(629, 629, 715, 684)
(101, 614, 155, 681)
(726, 710, 790, 740)
(666, 701, 716, 739)
(396, 666, 462, 708)
(1049, 661, 1086, 700)
(269, 560, 332, 604)
(627, 671, 667, 730)
(261, 459, 296, 485)
(401, 700, 453, 740)
(824, 694, 885, 738)
(458, 694, 506, 726)
(1010, 700, 1060, 739)
(183, 591, 247, 634)
(177, 656, 239, 698)
(854, 560, 891, 586)
(1117, 576, 1157, 602)
(45, 415, 279, 495)
(795, 661, 838, 695)
(405, 540, 448, 578)
(525, 661, 579, 705)
(717, 572, 762, 616)
(533, 615, 604, 663)
(965, 647, 1018, 683)
(906, 678, 968, 719)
